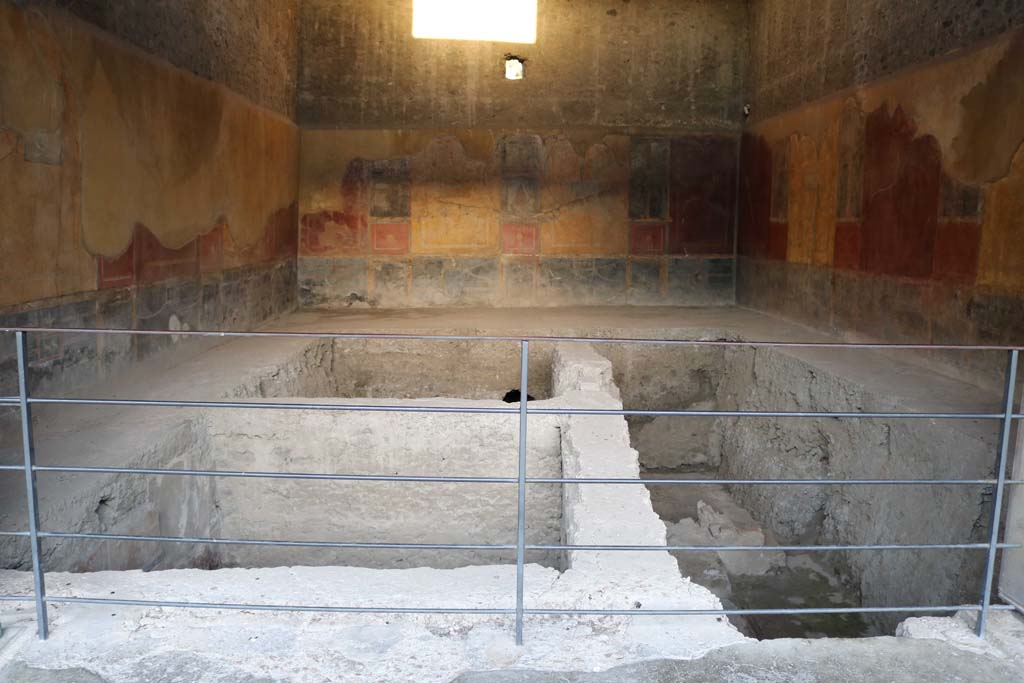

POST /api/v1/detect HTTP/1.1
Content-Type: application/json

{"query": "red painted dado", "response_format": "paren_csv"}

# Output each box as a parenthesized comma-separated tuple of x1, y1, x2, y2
(199, 223, 226, 273)
(301, 210, 365, 254)
(859, 105, 942, 278)
(133, 224, 199, 284)
(767, 221, 788, 261)
(250, 204, 299, 265)
(371, 222, 411, 254)
(629, 223, 666, 255)
(501, 223, 539, 254)
(932, 220, 981, 283)
(97, 244, 135, 289)
(741, 105, 981, 287)
(97, 205, 298, 289)
(300, 159, 370, 255)
(833, 221, 862, 271)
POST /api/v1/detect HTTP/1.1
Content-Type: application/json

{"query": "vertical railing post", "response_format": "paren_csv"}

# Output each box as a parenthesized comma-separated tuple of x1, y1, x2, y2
(978, 348, 1019, 637)
(16, 331, 48, 639)
(515, 340, 529, 645)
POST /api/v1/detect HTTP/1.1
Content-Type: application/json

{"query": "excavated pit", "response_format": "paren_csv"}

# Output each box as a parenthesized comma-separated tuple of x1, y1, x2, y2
(0, 339, 750, 667)
(0, 338, 567, 573)
(610, 343, 1001, 636)
(0, 331, 1004, 640)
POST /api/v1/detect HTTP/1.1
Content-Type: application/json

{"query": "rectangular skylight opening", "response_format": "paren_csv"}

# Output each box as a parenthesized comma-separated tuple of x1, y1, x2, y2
(412, 0, 537, 44)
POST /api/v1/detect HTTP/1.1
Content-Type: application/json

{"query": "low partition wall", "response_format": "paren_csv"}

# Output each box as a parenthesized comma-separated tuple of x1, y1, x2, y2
(206, 398, 563, 569)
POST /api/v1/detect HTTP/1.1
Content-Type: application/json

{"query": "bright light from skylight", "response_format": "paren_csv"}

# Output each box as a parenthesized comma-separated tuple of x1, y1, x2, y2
(413, 0, 537, 44)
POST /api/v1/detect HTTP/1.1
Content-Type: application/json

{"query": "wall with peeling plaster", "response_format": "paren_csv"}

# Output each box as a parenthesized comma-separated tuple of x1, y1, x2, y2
(747, 0, 1024, 121)
(736, 28, 1024, 387)
(51, 0, 299, 120)
(296, 0, 749, 308)
(0, 2, 299, 390)
(298, 129, 737, 307)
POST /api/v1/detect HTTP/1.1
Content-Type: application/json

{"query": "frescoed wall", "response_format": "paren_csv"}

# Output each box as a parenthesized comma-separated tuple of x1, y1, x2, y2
(298, 130, 737, 307)
(0, 2, 299, 388)
(736, 28, 1024, 385)
(294, 0, 749, 308)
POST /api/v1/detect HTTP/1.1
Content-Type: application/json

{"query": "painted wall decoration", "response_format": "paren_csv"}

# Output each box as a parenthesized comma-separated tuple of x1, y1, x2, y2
(736, 27, 1024, 384)
(0, 3, 299, 388)
(298, 130, 738, 307)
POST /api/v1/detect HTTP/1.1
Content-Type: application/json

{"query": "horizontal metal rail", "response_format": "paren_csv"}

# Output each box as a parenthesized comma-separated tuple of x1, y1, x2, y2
(31, 464, 1024, 487)
(23, 396, 1007, 421)
(38, 531, 514, 551)
(530, 542, 1022, 552)
(28, 397, 518, 414)
(2, 325, 1022, 351)
(0, 595, 1014, 618)
(529, 407, 1005, 420)
(527, 605, 1019, 617)
(27, 531, 1020, 553)
(2, 327, 1021, 643)
(33, 465, 516, 484)
(45, 596, 515, 615)
(531, 477, 1024, 486)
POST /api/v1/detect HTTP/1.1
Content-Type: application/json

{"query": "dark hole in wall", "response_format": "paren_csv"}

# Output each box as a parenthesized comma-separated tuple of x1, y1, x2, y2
(502, 389, 535, 403)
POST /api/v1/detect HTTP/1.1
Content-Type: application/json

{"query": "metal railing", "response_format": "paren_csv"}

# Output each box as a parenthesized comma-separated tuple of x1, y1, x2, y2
(0, 327, 1022, 643)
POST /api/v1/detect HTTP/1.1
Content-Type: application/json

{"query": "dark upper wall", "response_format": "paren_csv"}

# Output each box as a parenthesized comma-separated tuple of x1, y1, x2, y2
(748, 0, 1024, 119)
(298, 0, 748, 131)
(50, 0, 299, 119)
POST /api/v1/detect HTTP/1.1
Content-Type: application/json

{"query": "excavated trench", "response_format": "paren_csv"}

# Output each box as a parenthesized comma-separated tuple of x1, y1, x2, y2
(613, 343, 1000, 636)
(0, 338, 567, 574)
(0, 337, 1001, 638)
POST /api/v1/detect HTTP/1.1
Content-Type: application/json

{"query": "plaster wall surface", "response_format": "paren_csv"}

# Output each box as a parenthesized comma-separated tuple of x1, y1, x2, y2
(298, 129, 737, 308)
(206, 398, 563, 569)
(711, 346, 998, 628)
(0, 1, 301, 402)
(298, 0, 748, 130)
(0, 409, 219, 573)
(51, 0, 299, 119)
(737, 26, 1024, 390)
(296, 0, 747, 310)
(748, 0, 1024, 120)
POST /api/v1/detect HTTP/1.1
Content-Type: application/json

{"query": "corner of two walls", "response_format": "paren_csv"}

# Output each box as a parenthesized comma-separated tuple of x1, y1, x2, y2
(736, 13, 1024, 388)
(0, 1, 301, 395)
